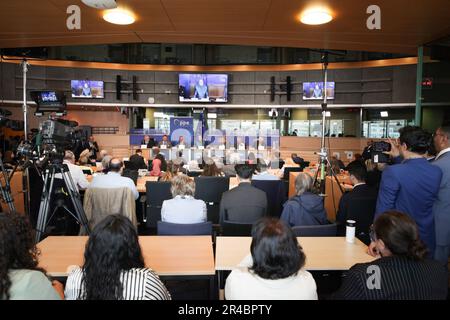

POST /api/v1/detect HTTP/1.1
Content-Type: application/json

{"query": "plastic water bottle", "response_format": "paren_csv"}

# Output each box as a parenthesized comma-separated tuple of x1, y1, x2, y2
(346, 220, 356, 243)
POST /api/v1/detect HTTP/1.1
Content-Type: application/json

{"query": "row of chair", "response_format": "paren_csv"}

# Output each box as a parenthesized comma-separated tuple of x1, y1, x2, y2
(156, 220, 338, 237)
(144, 177, 288, 228)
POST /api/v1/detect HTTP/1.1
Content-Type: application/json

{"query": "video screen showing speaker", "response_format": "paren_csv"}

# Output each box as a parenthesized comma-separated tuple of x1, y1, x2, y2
(71, 80, 104, 98)
(179, 74, 228, 103)
(302, 81, 335, 100)
(30, 90, 66, 113)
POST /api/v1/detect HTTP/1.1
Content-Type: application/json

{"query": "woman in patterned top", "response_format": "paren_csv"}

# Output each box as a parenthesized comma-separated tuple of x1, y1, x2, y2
(65, 215, 171, 300)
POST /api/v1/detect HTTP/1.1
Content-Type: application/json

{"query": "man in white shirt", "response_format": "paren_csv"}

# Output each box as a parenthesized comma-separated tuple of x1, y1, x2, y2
(60, 150, 90, 191)
(88, 158, 139, 200)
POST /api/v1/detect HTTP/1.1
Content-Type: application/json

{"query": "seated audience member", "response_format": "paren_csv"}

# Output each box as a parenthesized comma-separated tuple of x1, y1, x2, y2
(219, 164, 267, 224)
(225, 218, 318, 300)
(336, 163, 378, 241)
(88, 158, 139, 200)
(129, 149, 147, 170)
(328, 157, 343, 175)
(65, 215, 171, 300)
(161, 175, 207, 224)
(333, 211, 448, 300)
(2, 150, 16, 168)
(59, 150, 89, 191)
(78, 149, 91, 166)
(0, 212, 62, 300)
(280, 173, 328, 227)
(100, 155, 112, 173)
(332, 156, 345, 170)
(291, 153, 304, 166)
(150, 154, 166, 177)
(253, 162, 279, 180)
(247, 152, 256, 165)
(98, 149, 108, 162)
(159, 160, 184, 182)
(201, 158, 224, 177)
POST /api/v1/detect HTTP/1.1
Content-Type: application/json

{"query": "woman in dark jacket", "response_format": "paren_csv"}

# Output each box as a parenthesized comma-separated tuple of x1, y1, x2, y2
(280, 173, 328, 226)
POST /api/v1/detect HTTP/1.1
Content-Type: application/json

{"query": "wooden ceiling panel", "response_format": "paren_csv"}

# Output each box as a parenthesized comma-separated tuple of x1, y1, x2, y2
(0, 0, 449, 54)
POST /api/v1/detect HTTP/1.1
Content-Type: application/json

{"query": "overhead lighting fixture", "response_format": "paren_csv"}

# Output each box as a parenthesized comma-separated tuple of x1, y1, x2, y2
(103, 9, 135, 25)
(207, 113, 217, 119)
(154, 112, 164, 118)
(300, 8, 333, 25)
(325, 111, 331, 117)
(380, 111, 389, 118)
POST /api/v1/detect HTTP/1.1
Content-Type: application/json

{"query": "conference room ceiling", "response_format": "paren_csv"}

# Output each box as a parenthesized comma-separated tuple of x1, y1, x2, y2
(0, 0, 449, 55)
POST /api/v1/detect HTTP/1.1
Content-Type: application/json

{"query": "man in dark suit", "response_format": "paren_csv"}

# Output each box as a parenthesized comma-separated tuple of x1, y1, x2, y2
(336, 162, 378, 243)
(158, 135, 172, 148)
(219, 164, 267, 224)
(129, 149, 147, 170)
(373, 126, 442, 257)
(141, 135, 157, 148)
(431, 125, 450, 265)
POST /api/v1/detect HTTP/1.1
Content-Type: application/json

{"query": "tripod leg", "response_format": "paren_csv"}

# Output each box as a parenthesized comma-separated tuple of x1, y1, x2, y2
(61, 167, 90, 235)
(325, 157, 345, 195)
(35, 168, 55, 243)
(0, 158, 16, 214)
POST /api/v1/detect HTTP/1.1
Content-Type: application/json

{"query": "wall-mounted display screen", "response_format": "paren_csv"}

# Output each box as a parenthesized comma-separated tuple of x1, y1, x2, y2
(302, 81, 335, 100)
(71, 80, 104, 98)
(179, 74, 228, 103)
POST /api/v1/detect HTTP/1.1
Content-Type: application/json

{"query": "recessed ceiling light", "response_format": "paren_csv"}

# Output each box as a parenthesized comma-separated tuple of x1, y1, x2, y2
(103, 9, 135, 25)
(380, 111, 389, 118)
(300, 9, 333, 25)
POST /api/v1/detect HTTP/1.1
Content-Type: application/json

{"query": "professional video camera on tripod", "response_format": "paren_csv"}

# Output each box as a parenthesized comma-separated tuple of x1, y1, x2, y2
(17, 91, 90, 243)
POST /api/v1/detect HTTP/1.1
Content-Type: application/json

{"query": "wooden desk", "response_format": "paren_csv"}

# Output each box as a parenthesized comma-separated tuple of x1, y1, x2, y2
(38, 236, 215, 277)
(288, 171, 353, 221)
(215, 236, 374, 271)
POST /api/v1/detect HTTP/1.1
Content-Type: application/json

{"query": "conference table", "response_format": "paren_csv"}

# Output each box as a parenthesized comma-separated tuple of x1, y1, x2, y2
(215, 236, 374, 272)
(37, 235, 217, 299)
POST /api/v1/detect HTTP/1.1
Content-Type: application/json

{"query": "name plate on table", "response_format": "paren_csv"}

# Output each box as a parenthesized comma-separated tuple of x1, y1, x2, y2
(198, 146, 204, 150)
(219, 145, 225, 150)
(141, 145, 148, 149)
(258, 146, 265, 151)
(178, 145, 185, 150)
(161, 145, 167, 150)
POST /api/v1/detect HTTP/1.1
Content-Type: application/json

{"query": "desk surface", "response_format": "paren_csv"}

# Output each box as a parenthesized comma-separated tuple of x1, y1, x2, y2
(37, 236, 215, 277)
(215, 236, 374, 271)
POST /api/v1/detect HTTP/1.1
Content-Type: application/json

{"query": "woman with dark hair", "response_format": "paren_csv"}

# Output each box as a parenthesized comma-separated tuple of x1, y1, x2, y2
(0, 212, 62, 300)
(201, 158, 223, 177)
(333, 211, 448, 300)
(65, 215, 171, 300)
(150, 153, 167, 177)
(225, 218, 317, 300)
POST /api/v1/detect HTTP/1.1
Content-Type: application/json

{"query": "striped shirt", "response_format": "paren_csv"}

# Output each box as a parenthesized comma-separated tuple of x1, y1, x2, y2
(64, 267, 171, 300)
(333, 256, 448, 300)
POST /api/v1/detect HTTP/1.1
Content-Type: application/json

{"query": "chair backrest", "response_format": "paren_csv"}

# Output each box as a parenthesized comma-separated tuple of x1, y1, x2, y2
(187, 171, 202, 177)
(291, 223, 337, 237)
(157, 221, 212, 235)
(122, 169, 138, 185)
(195, 176, 230, 224)
(124, 160, 132, 170)
(145, 181, 172, 228)
(251, 180, 287, 218)
(221, 220, 253, 237)
(345, 197, 377, 244)
(283, 166, 303, 180)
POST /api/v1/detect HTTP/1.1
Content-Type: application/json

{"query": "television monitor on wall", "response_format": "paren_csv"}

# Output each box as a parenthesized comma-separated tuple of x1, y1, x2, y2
(179, 74, 228, 103)
(302, 81, 335, 100)
(71, 80, 104, 98)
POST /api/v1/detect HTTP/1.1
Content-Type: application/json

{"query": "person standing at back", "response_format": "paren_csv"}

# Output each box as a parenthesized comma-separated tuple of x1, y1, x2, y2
(431, 125, 450, 265)
(219, 164, 267, 224)
(373, 126, 442, 256)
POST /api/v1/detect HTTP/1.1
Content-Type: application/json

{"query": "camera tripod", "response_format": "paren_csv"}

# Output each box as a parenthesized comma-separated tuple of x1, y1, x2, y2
(35, 162, 90, 243)
(0, 157, 16, 213)
(313, 52, 344, 197)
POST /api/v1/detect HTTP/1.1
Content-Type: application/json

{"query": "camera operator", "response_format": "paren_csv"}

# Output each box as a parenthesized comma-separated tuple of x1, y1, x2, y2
(370, 126, 442, 258)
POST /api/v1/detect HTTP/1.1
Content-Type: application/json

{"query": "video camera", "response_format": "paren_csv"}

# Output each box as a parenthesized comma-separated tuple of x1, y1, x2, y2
(370, 141, 391, 163)
(17, 119, 86, 167)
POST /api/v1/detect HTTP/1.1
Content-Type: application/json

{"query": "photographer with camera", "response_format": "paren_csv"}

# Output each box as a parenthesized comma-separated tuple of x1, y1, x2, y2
(369, 126, 442, 258)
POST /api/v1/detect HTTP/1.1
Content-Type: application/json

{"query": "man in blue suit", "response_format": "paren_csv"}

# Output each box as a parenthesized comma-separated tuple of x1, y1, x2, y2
(371, 126, 442, 257)
(432, 125, 450, 265)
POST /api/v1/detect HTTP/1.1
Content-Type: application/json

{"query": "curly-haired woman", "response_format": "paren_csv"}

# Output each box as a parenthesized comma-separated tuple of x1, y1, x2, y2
(64, 215, 171, 300)
(0, 212, 62, 300)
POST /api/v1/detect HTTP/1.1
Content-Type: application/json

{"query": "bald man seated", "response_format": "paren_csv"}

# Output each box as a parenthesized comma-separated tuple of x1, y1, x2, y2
(88, 157, 139, 199)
